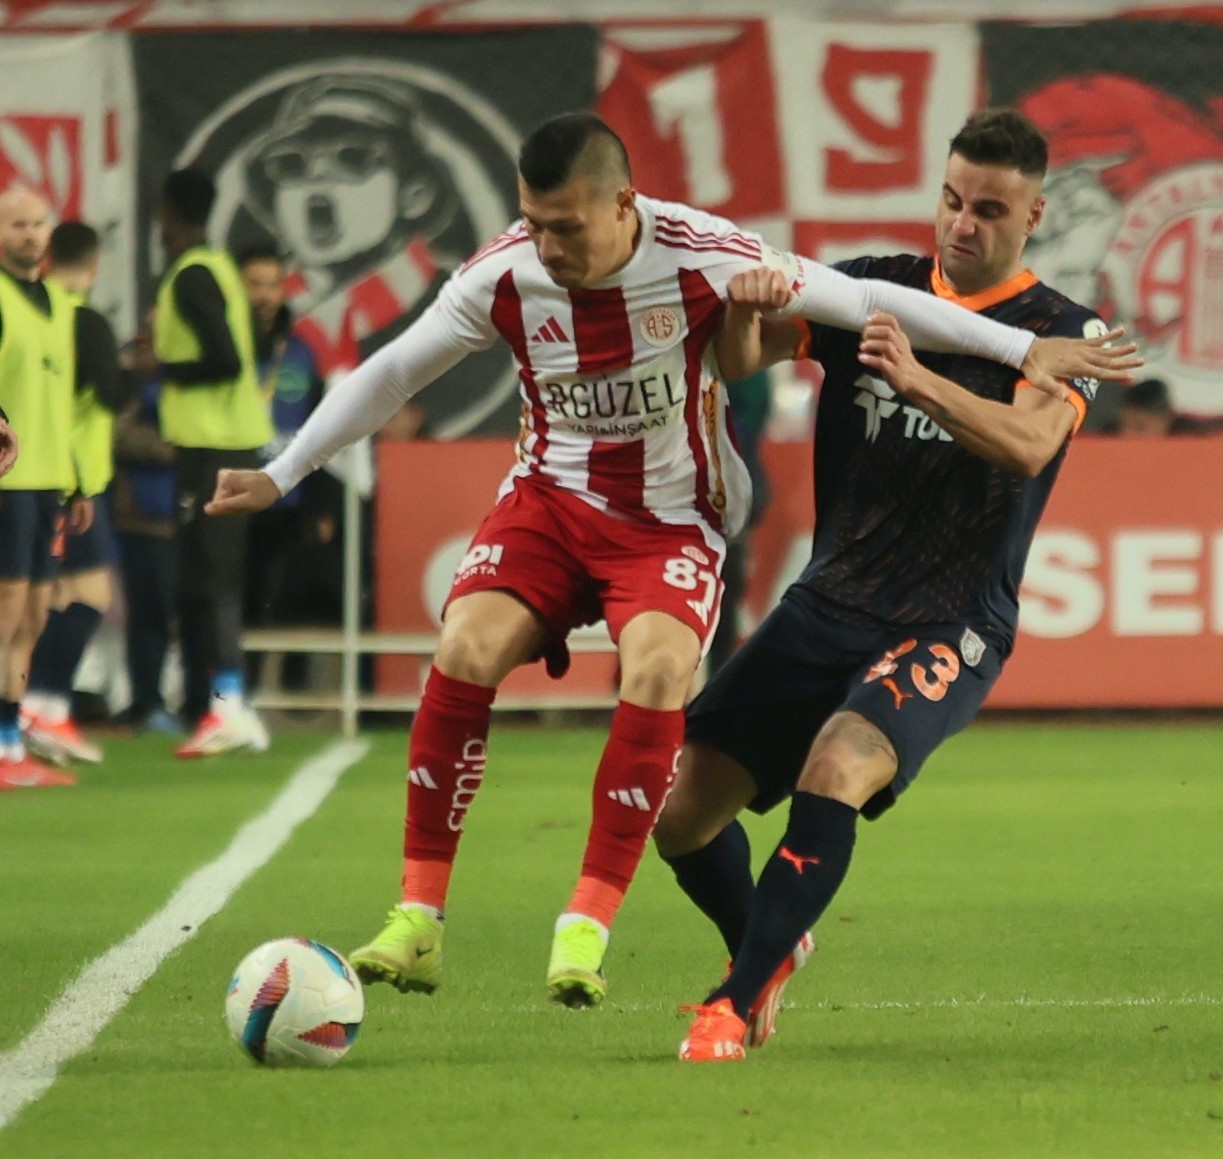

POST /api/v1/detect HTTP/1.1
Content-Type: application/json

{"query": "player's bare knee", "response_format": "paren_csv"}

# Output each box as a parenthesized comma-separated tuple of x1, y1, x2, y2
(619, 647, 693, 709)
(433, 628, 509, 686)
(435, 593, 545, 685)
(798, 712, 898, 806)
(63, 568, 112, 613)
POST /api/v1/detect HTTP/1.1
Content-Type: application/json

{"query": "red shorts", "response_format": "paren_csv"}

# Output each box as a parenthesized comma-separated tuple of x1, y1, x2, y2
(446, 480, 726, 677)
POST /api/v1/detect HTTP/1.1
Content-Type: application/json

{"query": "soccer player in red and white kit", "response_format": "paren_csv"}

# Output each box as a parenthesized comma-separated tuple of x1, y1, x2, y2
(207, 112, 1138, 1008)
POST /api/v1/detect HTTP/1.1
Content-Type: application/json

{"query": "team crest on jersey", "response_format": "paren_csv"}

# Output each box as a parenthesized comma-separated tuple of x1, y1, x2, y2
(1070, 318, 1107, 402)
(639, 306, 680, 348)
(959, 628, 986, 668)
(682, 545, 710, 566)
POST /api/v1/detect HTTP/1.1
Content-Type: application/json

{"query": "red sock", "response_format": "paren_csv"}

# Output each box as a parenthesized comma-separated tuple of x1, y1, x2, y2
(567, 701, 684, 929)
(401, 668, 495, 910)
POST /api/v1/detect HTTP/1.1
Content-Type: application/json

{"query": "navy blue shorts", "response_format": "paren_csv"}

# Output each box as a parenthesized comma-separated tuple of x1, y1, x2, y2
(685, 585, 1004, 819)
(61, 493, 114, 573)
(0, 490, 65, 582)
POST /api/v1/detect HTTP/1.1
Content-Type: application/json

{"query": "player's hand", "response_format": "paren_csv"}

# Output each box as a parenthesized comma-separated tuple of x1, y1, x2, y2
(858, 312, 929, 399)
(0, 418, 17, 477)
(121, 335, 159, 379)
(66, 496, 94, 535)
(1022, 328, 1143, 401)
(726, 266, 793, 313)
(204, 469, 282, 517)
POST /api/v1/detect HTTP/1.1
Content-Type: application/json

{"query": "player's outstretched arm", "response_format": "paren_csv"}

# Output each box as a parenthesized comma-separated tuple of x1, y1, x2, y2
(205, 468, 282, 517)
(782, 257, 1142, 393)
(782, 256, 1033, 366)
(261, 309, 475, 498)
(859, 312, 1076, 477)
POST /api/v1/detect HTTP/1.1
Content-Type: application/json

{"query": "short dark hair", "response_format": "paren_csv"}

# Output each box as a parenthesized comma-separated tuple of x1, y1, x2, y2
(518, 112, 631, 194)
(235, 243, 283, 270)
(161, 167, 216, 227)
(1121, 378, 1172, 415)
(950, 108, 1048, 178)
(49, 220, 99, 267)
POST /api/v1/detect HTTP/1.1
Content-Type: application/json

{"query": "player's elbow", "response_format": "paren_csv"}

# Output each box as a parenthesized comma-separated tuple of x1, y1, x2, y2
(1010, 440, 1060, 479)
(717, 350, 755, 382)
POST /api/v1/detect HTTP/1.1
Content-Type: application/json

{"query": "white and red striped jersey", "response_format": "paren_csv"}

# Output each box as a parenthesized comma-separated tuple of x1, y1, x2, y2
(439, 195, 764, 538)
(265, 196, 1036, 533)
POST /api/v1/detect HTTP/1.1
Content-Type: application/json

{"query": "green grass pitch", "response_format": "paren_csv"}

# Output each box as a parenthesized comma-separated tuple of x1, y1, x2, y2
(1, 720, 1220, 1157)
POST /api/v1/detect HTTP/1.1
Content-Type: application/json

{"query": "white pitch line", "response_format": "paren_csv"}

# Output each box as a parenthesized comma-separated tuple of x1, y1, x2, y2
(0, 737, 370, 1133)
(509, 994, 1222, 1015)
(805, 994, 1223, 1012)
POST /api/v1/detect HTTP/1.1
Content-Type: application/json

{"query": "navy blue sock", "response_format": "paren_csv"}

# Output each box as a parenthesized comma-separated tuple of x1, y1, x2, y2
(0, 700, 19, 747)
(709, 792, 858, 1018)
(28, 603, 103, 697)
(662, 820, 755, 957)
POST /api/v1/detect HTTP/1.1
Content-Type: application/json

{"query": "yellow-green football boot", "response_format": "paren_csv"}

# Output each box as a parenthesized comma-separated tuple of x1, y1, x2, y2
(350, 905, 444, 994)
(546, 917, 608, 1008)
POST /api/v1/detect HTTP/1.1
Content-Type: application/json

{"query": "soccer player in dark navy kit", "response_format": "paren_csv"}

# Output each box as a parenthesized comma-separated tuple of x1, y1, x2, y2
(658, 109, 1129, 1061)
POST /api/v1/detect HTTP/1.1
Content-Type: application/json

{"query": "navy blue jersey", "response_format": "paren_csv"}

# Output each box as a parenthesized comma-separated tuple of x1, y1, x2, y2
(797, 256, 1101, 655)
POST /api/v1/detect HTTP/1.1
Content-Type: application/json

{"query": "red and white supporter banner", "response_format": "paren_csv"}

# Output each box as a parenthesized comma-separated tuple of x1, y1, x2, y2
(0, 33, 137, 336)
(768, 19, 977, 226)
(375, 437, 1223, 710)
(597, 22, 785, 227)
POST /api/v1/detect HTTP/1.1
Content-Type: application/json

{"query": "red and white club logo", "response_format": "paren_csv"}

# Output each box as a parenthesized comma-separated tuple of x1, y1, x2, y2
(638, 306, 680, 348)
(1105, 163, 1223, 370)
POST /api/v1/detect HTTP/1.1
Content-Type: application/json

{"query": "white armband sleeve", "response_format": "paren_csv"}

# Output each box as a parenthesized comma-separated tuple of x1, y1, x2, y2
(264, 308, 476, 496)
(782, 256, 1035, 369)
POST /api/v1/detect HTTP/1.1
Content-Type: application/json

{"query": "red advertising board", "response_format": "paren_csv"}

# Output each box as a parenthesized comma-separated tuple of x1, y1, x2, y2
(992, 438, 1223, 707)
(374, 442, 620, 706)
(375, 437, 1223, 709)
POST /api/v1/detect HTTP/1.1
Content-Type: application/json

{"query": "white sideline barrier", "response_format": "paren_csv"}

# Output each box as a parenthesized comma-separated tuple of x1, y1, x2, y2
(241, 459, 618, 736)
(241, 625, 619, 736)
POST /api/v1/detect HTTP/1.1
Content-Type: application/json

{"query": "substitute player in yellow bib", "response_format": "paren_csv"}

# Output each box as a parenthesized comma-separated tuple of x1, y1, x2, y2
(153, 168, 272, 758)
(0, 188, 91, 789)
(23, 222, 134, 767)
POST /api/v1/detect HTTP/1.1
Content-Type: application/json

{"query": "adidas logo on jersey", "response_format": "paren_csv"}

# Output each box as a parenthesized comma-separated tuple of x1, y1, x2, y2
(530, 316, 569, 344)
(607, 787, 651, 811)
(408, 766, 438, 789)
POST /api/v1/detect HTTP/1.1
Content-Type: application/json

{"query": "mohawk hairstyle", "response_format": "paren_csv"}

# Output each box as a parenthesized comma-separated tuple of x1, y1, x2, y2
(518, 112, 631, 195)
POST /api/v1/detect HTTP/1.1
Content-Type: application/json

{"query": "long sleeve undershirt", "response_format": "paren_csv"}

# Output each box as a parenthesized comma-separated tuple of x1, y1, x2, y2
(75, 304, 135, 411)
(264, 253, 1036, 497)
(158, 264, 242, 386)
(783, 256, 1033, 369)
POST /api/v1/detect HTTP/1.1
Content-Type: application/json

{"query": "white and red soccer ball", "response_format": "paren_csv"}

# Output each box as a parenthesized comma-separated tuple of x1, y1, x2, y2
(225, 938, 364, 1068)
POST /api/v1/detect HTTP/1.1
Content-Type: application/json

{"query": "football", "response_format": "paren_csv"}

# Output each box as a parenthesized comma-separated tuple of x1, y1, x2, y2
(225, 938, 364, 1068)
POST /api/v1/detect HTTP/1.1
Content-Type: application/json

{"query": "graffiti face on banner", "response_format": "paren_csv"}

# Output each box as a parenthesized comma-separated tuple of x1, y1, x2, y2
(240, 75, 476, 274)
(169, 61, 522, 435)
